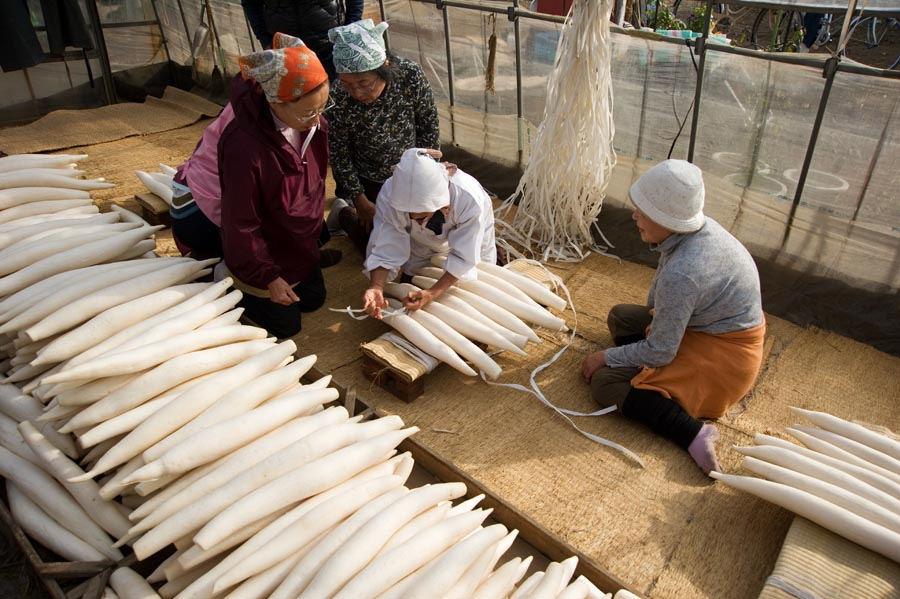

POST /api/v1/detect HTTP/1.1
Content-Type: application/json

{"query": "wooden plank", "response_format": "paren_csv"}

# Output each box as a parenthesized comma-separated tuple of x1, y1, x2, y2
(303, 364, 641, 597)
(361, 354, 425, 403)
(133, 193, 171, 227)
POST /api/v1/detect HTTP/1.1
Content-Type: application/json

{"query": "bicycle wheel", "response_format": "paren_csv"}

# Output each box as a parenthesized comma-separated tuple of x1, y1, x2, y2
(751, 9, 803, 52)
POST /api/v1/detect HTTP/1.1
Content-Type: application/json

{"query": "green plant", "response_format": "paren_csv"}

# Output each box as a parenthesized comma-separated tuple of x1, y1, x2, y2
(688, 6, 717, 33)
(646, 1, 686, 30)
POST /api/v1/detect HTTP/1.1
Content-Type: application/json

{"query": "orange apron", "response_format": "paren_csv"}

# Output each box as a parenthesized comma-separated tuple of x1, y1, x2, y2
(631, 319, 766, 419)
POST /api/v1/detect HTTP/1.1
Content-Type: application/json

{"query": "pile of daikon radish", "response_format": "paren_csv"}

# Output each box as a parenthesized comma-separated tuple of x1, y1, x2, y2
(0, 151, 636, 598)
(135, 164, 176, 205)
(374, 256, 570, 380)
(713, 407, 900, 564)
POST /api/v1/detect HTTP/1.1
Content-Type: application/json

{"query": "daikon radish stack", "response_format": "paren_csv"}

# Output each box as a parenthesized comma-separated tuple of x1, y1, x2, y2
(478, 260, 568, 312)
(0, 153, 88, 173)
(109, 567, 161, 599)
(786, 428, 900, 486)
(710, 471, 900, 563)
(381, 304, 476, 376)
(458, 278, 568, 331)
(135, 170, 173, 205)
(471, 556, 532, 599)
(0, 384, 78, 458)
(0, 199, 94, 225)
(438, 293, 530, 349)
(18, 421, 132, 539)
(790, 407, 900, 460)
(556, 575, 611, 599)
(494, 0, 615, 261)
(407, 308, 502, 379)
(6, 482, 109, 563)
(0, 171, 114, 191)
(790, 424, 900, 476)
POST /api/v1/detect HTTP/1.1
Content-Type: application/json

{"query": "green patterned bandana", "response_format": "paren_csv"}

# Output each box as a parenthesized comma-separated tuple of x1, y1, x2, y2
(329, 19, 389, 74)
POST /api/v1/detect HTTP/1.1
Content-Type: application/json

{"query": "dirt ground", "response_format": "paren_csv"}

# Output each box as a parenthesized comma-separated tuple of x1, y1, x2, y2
(672, 1, 900, 69)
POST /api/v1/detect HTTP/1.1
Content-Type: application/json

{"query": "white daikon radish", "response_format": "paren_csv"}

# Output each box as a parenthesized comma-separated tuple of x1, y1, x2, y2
(735, 444, 900, 514)
(458, 278, 567, 331)
(0, 212, 117, 250)
(131, 386, 337, 482)
(786, 427, 900, 485)
(135, 170, 174, 204)
(438, 294, 529, 349)
(214, 474, 406, 591)
(408, 309, 502, 379)
(740, 456, 900, 533)
(0, 171, 114, 191)
(222, 544, 318, 599)
(474, 268, 543, 308)
(140, 354, 319, 463)
(0, 153, 88, 173)
(396, 523, 508, 599)
(18, 421, 132, 538)
(0, 446, 122, 560)
(471, 556, 531, 599)
(131, 414, 371, 557)
(70, 340, 293, 481)
(65, 340, 273, 432)
(0, 386, 78, 458)
(267, 487, 410, 599)
(382, 309, 476, 376)
(99, 454, 146, 501)
(158, 163, 177, 176)
(0, 199, 94, 225)
(43, 324, 266, 385)
(130, 407, 350, 528)
(0, 226, 163, 298)
(557, 576, 610, 599)
(195, 425, 418, 550)
(0, 167, 85, 179)
(109, 567, 160, 599)
(53, 372, 144, 410)
(24, 258, 217, 343)
(478, 261, 568, 311)
(714, 471, 900, 563)
(443, 285, 540, 343)
(78, 392, 178, 449)
(0, 258, 164, 325)
(50, 279, 235, 380)
(446, 530, 521, 599)
(0, 412, 42, 466)
(331, 508, 493, 599)
(6, 482, 109, 563)
(0, 206, 98, 237)
(0, 224, 137, 277)
(110, 204, 151, 227)
(297, 482, 467, 599)
(529, 557, 579, 599)
(792, 424, 900, 476)
(34, 280, 210, 365)
(510, 571, 545, 599)
(384, 283, 525, 356)
(754, 433, 900, 498)
(790, 407, 900, 461)
(376, 502, 451, 556)
(613, 590, 641, 599)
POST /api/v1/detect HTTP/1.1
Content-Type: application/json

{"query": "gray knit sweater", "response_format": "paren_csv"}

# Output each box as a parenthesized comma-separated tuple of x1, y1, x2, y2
(605, 218, 763, 369)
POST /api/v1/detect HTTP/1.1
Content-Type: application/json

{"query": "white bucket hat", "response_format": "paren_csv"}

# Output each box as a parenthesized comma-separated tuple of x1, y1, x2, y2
(389, 148, 450, 213)
(630, 159, 706, 233)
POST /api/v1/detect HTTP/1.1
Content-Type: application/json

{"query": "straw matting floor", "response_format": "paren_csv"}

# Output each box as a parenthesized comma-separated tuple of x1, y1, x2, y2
(3, 94, 899, 599)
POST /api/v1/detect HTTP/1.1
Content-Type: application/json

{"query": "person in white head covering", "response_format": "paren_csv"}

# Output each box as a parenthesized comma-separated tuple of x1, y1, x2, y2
(362, 148, 497, 318)
(581, 159, 766, 476)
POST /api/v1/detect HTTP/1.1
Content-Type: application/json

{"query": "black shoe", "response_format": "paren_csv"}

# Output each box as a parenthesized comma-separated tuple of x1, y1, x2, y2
(319, 248, 343, 268)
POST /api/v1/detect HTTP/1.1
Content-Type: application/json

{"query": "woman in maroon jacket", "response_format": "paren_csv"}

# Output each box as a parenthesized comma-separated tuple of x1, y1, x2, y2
(173, 33, 334, 339)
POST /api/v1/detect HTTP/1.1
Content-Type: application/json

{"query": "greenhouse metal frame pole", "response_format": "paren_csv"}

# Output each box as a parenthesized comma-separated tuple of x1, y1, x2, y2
(509, 0, 525, 162)
(686, 0, 713, 162)
(84, 0, 116, 104)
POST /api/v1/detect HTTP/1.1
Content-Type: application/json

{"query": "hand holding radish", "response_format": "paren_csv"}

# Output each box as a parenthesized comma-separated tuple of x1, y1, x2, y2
(268, 277, 299, 305)
(403, 288, 434, 312)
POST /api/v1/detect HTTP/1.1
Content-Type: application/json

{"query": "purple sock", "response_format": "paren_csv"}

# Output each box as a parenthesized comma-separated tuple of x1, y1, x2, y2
(688, 423, 722, 475)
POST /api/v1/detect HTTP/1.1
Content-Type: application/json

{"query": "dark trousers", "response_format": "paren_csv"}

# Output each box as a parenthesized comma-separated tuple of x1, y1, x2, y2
(338, 176, 384, 255)
(591, 303, 702, 449)
(238, 266, 326, 340)
(171, 204, 223, 261)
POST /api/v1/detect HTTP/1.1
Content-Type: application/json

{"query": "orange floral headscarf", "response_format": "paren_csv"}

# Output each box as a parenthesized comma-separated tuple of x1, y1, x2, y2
(238, 33, 328, 103)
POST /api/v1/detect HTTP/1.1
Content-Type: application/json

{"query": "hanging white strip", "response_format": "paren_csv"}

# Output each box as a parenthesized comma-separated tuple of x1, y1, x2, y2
(299, 124, 317, 160)
(328, 306, 406, 321)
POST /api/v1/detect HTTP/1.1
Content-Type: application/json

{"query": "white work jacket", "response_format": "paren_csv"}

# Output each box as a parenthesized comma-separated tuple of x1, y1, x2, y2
(364, 169, 496, 282)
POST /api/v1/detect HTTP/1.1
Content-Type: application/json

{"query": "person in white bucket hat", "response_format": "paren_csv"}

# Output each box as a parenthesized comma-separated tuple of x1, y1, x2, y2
(362, 148, 497, 318)
(581, 159, 766, 476)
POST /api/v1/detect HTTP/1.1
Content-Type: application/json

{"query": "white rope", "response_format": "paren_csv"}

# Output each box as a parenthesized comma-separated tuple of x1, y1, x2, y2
(495, 0, 616, 262)
(380, 332, 439, 372)
(328, 306, 405, 321)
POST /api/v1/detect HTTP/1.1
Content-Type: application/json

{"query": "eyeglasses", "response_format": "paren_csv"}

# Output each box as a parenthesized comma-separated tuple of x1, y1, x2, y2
(340, 78, 380, 94)
(297, 96, 335, 123)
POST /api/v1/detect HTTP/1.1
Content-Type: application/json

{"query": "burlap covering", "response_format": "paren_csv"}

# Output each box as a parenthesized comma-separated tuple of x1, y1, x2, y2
(360, 337, 430, 383)
(0, 87, 221, 155)
(758, 517, 900, 599)
(8, 94, 898, 599)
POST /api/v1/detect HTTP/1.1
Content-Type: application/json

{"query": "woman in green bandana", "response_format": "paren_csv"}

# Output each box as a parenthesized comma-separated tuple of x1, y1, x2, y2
(324, 19, 441, 254)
